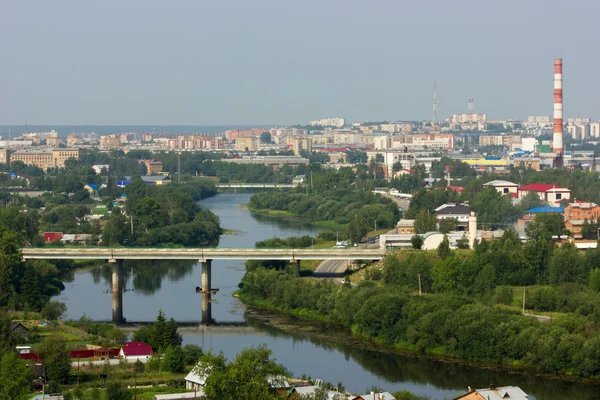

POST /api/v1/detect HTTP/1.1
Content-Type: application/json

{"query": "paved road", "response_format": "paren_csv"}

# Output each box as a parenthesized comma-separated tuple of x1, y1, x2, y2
(378, 193, 410, 211)
(314, 259, 351, 277)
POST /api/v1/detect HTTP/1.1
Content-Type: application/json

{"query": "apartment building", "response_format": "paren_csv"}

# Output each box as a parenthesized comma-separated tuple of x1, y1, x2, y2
(67, 135, 84, 146)
(99, 135, 121, 150)
(332, 132, 361, 145)
(380, 123, 414, 133)
(451, 113, 487, 124)
(140, 159, 164, 174)
(269, 127, 308, 144)
(11, 149, 80, 169)
(309, 118, 345, 128)
(373, 135, 392, 150)
(224, 129, 267, 142)
(236, 137, 258, 151)
(289, 137, 313, 156)
(591, 122, 600, 138)
(392, 134, 454, 150)
(564, 202, 600, 239)
(479, 135, 503, 147)
(0, 149, 9, 164)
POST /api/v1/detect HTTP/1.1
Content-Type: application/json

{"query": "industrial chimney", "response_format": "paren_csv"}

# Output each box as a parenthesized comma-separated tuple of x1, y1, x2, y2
(469, 212, 477, 249)
(553, 58, 563, 167)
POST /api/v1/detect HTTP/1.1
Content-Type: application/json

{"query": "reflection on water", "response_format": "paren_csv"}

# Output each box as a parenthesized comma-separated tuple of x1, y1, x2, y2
(239, 313, 600, 400)
(90, 260, 195, 295)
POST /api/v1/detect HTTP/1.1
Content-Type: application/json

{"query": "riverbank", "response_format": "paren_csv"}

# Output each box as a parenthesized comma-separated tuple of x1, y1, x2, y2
(240, 296, 600, 387)
(247, 204, 349, 231)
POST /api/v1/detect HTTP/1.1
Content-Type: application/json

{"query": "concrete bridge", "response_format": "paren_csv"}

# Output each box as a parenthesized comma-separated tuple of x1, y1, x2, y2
(22, 247, 386, 325)
(216, 183, 296, 189)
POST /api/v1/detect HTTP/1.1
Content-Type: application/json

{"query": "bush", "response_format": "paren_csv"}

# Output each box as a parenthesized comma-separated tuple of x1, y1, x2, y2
(41, 301, 67, 320)
(494, 286, 514, 306)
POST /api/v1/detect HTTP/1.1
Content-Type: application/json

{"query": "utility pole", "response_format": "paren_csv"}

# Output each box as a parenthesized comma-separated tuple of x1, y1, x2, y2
(418, 273, 422, 296)
(178, 151, 181, 184)
(522, 288, 526, 314)
(130, 215, 134, 234)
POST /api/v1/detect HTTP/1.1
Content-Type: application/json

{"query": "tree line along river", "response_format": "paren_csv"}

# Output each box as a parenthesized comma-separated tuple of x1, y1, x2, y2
(56, 192, 600, 399)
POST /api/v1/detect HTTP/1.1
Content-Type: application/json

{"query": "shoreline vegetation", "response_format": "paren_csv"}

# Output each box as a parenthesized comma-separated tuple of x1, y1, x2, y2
(237, 262, 600, 382)
(241, 299, 600, 387)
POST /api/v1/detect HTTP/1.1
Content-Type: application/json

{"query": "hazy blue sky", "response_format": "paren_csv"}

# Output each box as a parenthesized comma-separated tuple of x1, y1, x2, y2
(1, 0, 599, 125)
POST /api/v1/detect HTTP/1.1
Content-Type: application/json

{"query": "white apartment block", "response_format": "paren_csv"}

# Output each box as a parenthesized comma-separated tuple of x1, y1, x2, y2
(568, 124, 590, 141)
(309, 118, 345, 128)
(527, 116, 552, 124)
(451, 113, 487, 124)
(333, 132, 361, 145)
(373, 135, 392, 150)
(380, 123, 414, 133)
(591, 122, 600, 138)
(567, 117, 591, 124)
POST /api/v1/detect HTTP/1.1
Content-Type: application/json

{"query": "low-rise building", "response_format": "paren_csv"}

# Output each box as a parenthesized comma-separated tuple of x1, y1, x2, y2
(140, 159, 164, 174)
(517, 206, 565, 231)
(454, 385, 529, 400)
(396, 219, 415, 234)
(10, 148, 80, 170)
(119, 341, 154, 360)
(518, 184, 571, 204)
(227, 156, 309, 169)
(483, 180, 519, 196)
(435, 204, 471, 229)
(564, 202, 600, 239)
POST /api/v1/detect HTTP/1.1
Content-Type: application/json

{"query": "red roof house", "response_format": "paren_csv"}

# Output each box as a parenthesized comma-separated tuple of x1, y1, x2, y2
(119, 341, 154, 360)
(518, 183, 571, 204)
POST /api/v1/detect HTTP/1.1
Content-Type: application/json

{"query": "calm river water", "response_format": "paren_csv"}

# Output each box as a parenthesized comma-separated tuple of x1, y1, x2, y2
(57, 193, 599, 399)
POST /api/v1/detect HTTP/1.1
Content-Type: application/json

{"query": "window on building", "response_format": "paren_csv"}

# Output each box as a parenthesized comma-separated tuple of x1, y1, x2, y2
(503, 188, 509, 194)
(556, 193, 562, 200)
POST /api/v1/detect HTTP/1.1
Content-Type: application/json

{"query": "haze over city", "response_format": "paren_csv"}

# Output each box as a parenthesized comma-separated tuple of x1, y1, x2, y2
(1, 0, 600, 125)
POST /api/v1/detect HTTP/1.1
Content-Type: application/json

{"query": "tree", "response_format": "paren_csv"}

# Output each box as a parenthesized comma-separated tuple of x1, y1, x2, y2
(414, 210, 437, 234)
(437, 235, 451, 259)
(438, 218, 457, 234)
(410, 235, 423, 250)
(41, 301, 67, 320)
(133, 310, 182, 352)
(456, 234, 470, 249)
(0, 352, 31, 400)
(133, 359, 145, 375)
(549, 243, 585, 284)
(183, 344, 203, 366)
(101, 209, 128, 246)
(163, 346, 185, 373)
(37, 336, 72, 384)
(199, 345, 288, 400)
(260, 132, 272, 144)
(19, 263, 44, 311)
(581, 218, 598, 240)
(104, 381, 132, 400)
(590, 268, 600, 292)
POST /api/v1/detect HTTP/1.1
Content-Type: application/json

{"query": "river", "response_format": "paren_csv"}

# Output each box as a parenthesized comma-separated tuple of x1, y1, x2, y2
(56, 192, 599, 399)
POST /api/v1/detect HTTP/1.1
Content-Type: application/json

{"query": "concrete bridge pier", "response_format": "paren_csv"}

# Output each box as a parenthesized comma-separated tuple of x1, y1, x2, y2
(200, 259, 213, 326)
(109, 259, 125, 325)
(294, 259, 301, 276)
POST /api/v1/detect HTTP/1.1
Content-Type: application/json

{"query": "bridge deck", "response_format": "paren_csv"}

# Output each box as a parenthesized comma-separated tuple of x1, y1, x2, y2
(21, 247, 386, 260)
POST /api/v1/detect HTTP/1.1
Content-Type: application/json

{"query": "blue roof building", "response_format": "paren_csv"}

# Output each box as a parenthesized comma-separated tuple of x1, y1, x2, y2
(526, 206, 564, 214)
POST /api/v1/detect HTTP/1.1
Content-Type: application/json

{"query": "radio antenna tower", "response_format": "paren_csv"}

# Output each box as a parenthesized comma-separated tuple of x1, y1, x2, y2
(467, 97, 474, 124)
(433, 81, 437, 122)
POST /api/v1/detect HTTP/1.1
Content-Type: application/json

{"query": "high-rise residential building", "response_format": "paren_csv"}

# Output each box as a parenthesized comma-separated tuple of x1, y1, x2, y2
(591, 122, 600, 138)
(451, 113, 487, 124)
(236, 137, 258, 151)
(100, 135, 121, 149)
(309, 118, 345, 128)
(290, 137, 313, 156)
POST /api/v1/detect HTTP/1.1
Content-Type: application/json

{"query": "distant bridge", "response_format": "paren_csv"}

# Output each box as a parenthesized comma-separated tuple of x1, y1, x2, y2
(216, 183, 296, 189)
(21, 247, 385, 261)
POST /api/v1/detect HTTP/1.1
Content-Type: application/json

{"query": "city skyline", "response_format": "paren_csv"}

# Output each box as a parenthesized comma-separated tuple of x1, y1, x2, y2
(1, 0, 599, 125)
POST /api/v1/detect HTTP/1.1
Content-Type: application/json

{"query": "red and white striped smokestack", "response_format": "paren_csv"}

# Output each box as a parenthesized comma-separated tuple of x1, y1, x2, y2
(553, 58, 563, 156)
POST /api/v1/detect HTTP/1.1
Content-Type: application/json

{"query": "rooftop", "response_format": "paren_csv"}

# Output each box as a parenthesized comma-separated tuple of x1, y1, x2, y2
(519, 183, 567, 192)
(120, 341, 153, 356)
(483, 180, 518, 187)
(526, 207, 564, 214)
